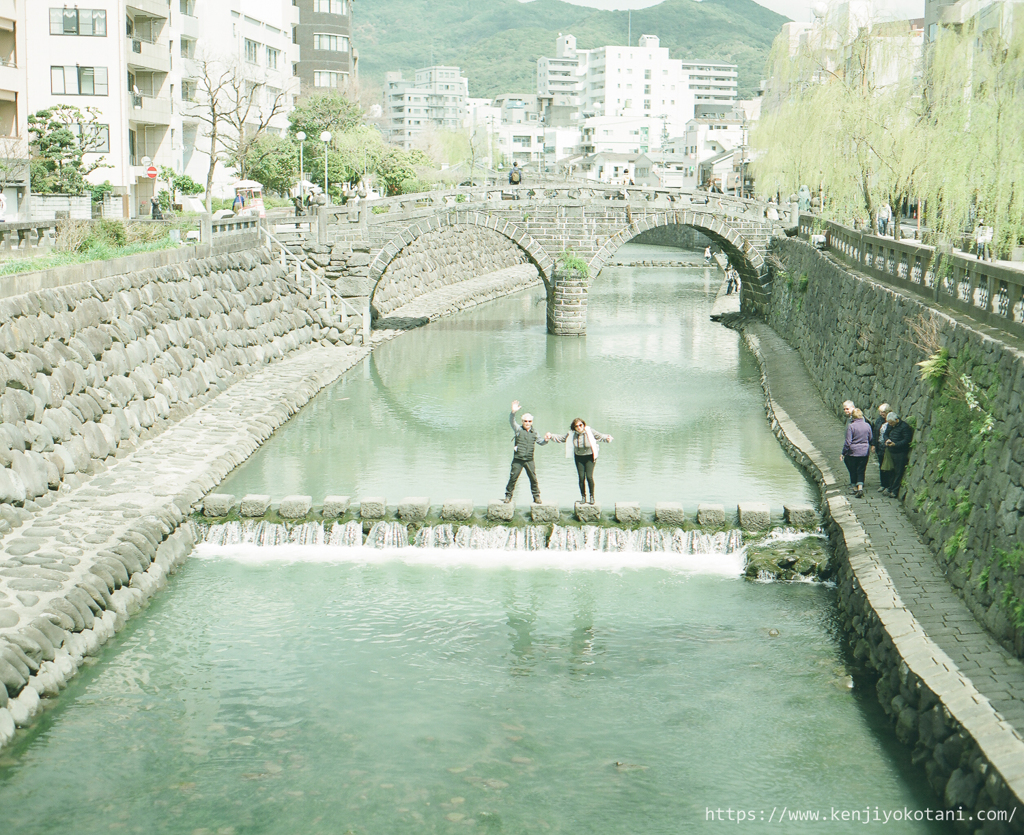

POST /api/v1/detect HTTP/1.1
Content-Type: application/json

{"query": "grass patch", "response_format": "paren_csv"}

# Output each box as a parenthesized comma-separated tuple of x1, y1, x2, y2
(0, 238, 182, 277)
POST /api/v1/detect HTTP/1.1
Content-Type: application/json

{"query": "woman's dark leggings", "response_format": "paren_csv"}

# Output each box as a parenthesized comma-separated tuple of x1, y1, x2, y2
(845, 454, 868, 486)
(575, 453, 596, 499)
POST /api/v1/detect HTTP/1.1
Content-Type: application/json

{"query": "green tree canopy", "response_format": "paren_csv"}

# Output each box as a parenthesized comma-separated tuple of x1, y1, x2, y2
(289, 92, 364, 139)
(28, 104, 110, 195)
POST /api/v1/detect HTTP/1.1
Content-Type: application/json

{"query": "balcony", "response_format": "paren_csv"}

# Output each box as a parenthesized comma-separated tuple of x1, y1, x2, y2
(127, 37, 170, 74)
(130, 94, 173, 125)
(126, 0, 168, 20)
(179, 13, 199, 39)
(0, 63, 19, 95)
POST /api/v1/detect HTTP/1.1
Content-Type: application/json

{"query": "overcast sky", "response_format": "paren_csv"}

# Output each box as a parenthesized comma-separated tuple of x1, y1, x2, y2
(525, 0, 926, 22)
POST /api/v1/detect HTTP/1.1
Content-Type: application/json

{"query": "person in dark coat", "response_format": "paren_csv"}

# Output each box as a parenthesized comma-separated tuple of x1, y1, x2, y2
(504, 400, 548, 504)
(841, 408, 873, 498)
(882, 412, 913, 498)
(873, 403, 891, 491)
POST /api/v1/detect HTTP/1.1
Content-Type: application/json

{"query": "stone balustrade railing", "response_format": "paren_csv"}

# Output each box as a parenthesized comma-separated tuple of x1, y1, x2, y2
(799, 215, 1024, 339)
(0, 222, 58, 256)
(311, 185, 795, 246)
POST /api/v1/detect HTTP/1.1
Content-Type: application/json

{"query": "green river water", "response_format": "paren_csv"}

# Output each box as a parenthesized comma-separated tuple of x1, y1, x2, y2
(0, 245, 945, 833)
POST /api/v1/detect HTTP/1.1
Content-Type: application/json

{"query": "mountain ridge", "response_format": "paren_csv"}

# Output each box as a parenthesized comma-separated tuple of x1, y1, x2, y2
(354, 0, 789, 101)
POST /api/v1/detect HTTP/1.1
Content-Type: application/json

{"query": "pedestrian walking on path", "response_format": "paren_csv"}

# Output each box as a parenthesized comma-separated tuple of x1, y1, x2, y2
(504, 400, 548, 503)
(882, 412, 913, 497)
(546, 418, 613, 504)
(841, 407, 873, 498)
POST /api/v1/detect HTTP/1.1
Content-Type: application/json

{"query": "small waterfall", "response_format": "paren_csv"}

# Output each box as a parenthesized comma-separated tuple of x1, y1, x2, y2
(196, 521, 743, 555)
(328, 520, 364, 547)
(366, 521, 409, 549)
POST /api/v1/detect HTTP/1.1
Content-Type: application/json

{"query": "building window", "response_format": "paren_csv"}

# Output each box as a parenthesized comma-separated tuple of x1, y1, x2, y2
(266, 47, 280, 69)
(313, 33, 349, 52)
(49, 8, 107, 36)
(180, 0, 196, 14)
(180, 38, 195, 58)
(314, 70, 345, 87)
(314, 0, 347, 13)
(245, 39, 259, 64)
(51, 65, 109, 96)
(181, 80, 197, 101)
(71, 122, 110, 153)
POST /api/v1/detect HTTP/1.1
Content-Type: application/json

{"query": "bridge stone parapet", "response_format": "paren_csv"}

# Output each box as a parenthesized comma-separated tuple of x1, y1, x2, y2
(299, 185, 792, 333)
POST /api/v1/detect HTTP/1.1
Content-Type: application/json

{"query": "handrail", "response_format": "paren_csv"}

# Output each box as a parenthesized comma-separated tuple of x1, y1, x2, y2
(261, 224, 369, 344)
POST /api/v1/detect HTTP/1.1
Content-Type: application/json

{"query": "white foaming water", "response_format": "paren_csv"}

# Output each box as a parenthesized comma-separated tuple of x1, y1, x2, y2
(192, 520, 747, 575)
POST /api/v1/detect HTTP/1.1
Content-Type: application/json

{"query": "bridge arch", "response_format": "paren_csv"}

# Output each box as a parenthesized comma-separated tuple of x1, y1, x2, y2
(589, 209, 766, 284)
(367, 210, 554, 315)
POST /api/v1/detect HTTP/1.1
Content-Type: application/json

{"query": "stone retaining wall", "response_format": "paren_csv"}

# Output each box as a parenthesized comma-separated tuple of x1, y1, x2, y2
(370, 226, 531, 317)
(742, 324, 1024, 831)
(0, 250, 346, 512)
(772, 239, 1024, 660)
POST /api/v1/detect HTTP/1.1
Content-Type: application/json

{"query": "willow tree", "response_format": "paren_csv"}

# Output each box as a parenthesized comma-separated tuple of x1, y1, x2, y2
(753, 7, 922, 234)
(921, 18, 1024, 255)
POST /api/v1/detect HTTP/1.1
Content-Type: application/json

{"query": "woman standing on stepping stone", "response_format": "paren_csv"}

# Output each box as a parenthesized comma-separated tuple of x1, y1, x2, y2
(546, 418, 613, 504)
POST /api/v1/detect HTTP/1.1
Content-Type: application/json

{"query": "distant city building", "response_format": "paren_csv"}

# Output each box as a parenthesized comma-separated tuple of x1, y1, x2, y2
(383, 65, 468, 150)
(292, 0, 357, 94)
(535, 33, 738, 147)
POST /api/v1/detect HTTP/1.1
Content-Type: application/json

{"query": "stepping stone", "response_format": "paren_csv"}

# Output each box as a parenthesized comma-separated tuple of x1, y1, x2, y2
(615, 502, 641, 525)
(203, 493, 234, 517)
(738, 502, 771, 531)
(359, 497, 387, 520)
(441, 500, 473, 521)
(785, 504, 818, 529)
(697, 503, 726, 527)
(574, 502, 601, 523)
(279, 495, 312, 519)
(322, 496, 351, 518)
(397, 497, 430, 523)
(240, 494, 270, 517)
(531, 503, 560, 524)
(655, 502, 685, 527)
(487, 500, 515, 522)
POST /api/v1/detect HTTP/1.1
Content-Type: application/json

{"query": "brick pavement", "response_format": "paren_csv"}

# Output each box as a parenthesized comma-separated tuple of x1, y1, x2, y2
(741, 319, 1024, 803)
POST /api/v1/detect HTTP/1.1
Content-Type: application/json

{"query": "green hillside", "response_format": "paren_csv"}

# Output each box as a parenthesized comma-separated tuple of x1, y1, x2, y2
(354, 0, 789, 100)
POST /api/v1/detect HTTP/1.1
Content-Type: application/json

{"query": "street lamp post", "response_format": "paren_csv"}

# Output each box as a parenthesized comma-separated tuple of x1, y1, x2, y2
(295, 131, 306, 206)
(320, 130, 332, 204)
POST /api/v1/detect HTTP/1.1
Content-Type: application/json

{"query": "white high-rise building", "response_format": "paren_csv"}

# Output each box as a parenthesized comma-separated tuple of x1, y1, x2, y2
(536, 33, 737, 155)
(383, 65, 469, 150)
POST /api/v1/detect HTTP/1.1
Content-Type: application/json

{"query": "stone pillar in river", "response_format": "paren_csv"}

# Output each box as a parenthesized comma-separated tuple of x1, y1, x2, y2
(546, 267, 589, 335)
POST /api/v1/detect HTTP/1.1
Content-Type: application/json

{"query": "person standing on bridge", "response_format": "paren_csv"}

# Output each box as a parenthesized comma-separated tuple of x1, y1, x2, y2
(546, 418, 613, 504)
(841, 408, 873, 498)
(505, 400, 548, 504)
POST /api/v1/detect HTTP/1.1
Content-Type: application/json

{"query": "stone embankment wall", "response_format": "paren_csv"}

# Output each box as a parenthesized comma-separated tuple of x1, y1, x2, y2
(369, 226, 532, 317)
(742, 326, 1024, 828)
(0, 250, 342, 512)
(769, 238, 1024, 659)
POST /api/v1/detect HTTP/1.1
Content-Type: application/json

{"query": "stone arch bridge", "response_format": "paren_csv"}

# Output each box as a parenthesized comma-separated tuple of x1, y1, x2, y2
(296, 185, 794, 335)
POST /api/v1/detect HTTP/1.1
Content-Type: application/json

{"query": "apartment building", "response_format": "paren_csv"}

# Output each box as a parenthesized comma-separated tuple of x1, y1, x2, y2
(8, 0, 302, 219)
(292, 0, 357, 94)
(383, 65, 468, 150)
(536, 34, 738, 142)
(0, 0, 27, 217)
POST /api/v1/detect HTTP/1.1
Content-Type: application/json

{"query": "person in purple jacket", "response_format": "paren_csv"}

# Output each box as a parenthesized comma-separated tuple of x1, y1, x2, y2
(841, 407, 873, 498)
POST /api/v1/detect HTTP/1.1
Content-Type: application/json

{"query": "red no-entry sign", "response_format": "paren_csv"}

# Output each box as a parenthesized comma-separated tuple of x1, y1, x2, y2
(146, 166, 158, 179)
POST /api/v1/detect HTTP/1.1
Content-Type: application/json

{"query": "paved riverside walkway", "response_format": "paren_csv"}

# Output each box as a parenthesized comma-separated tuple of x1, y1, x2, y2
(740, 319, 1024, 785)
